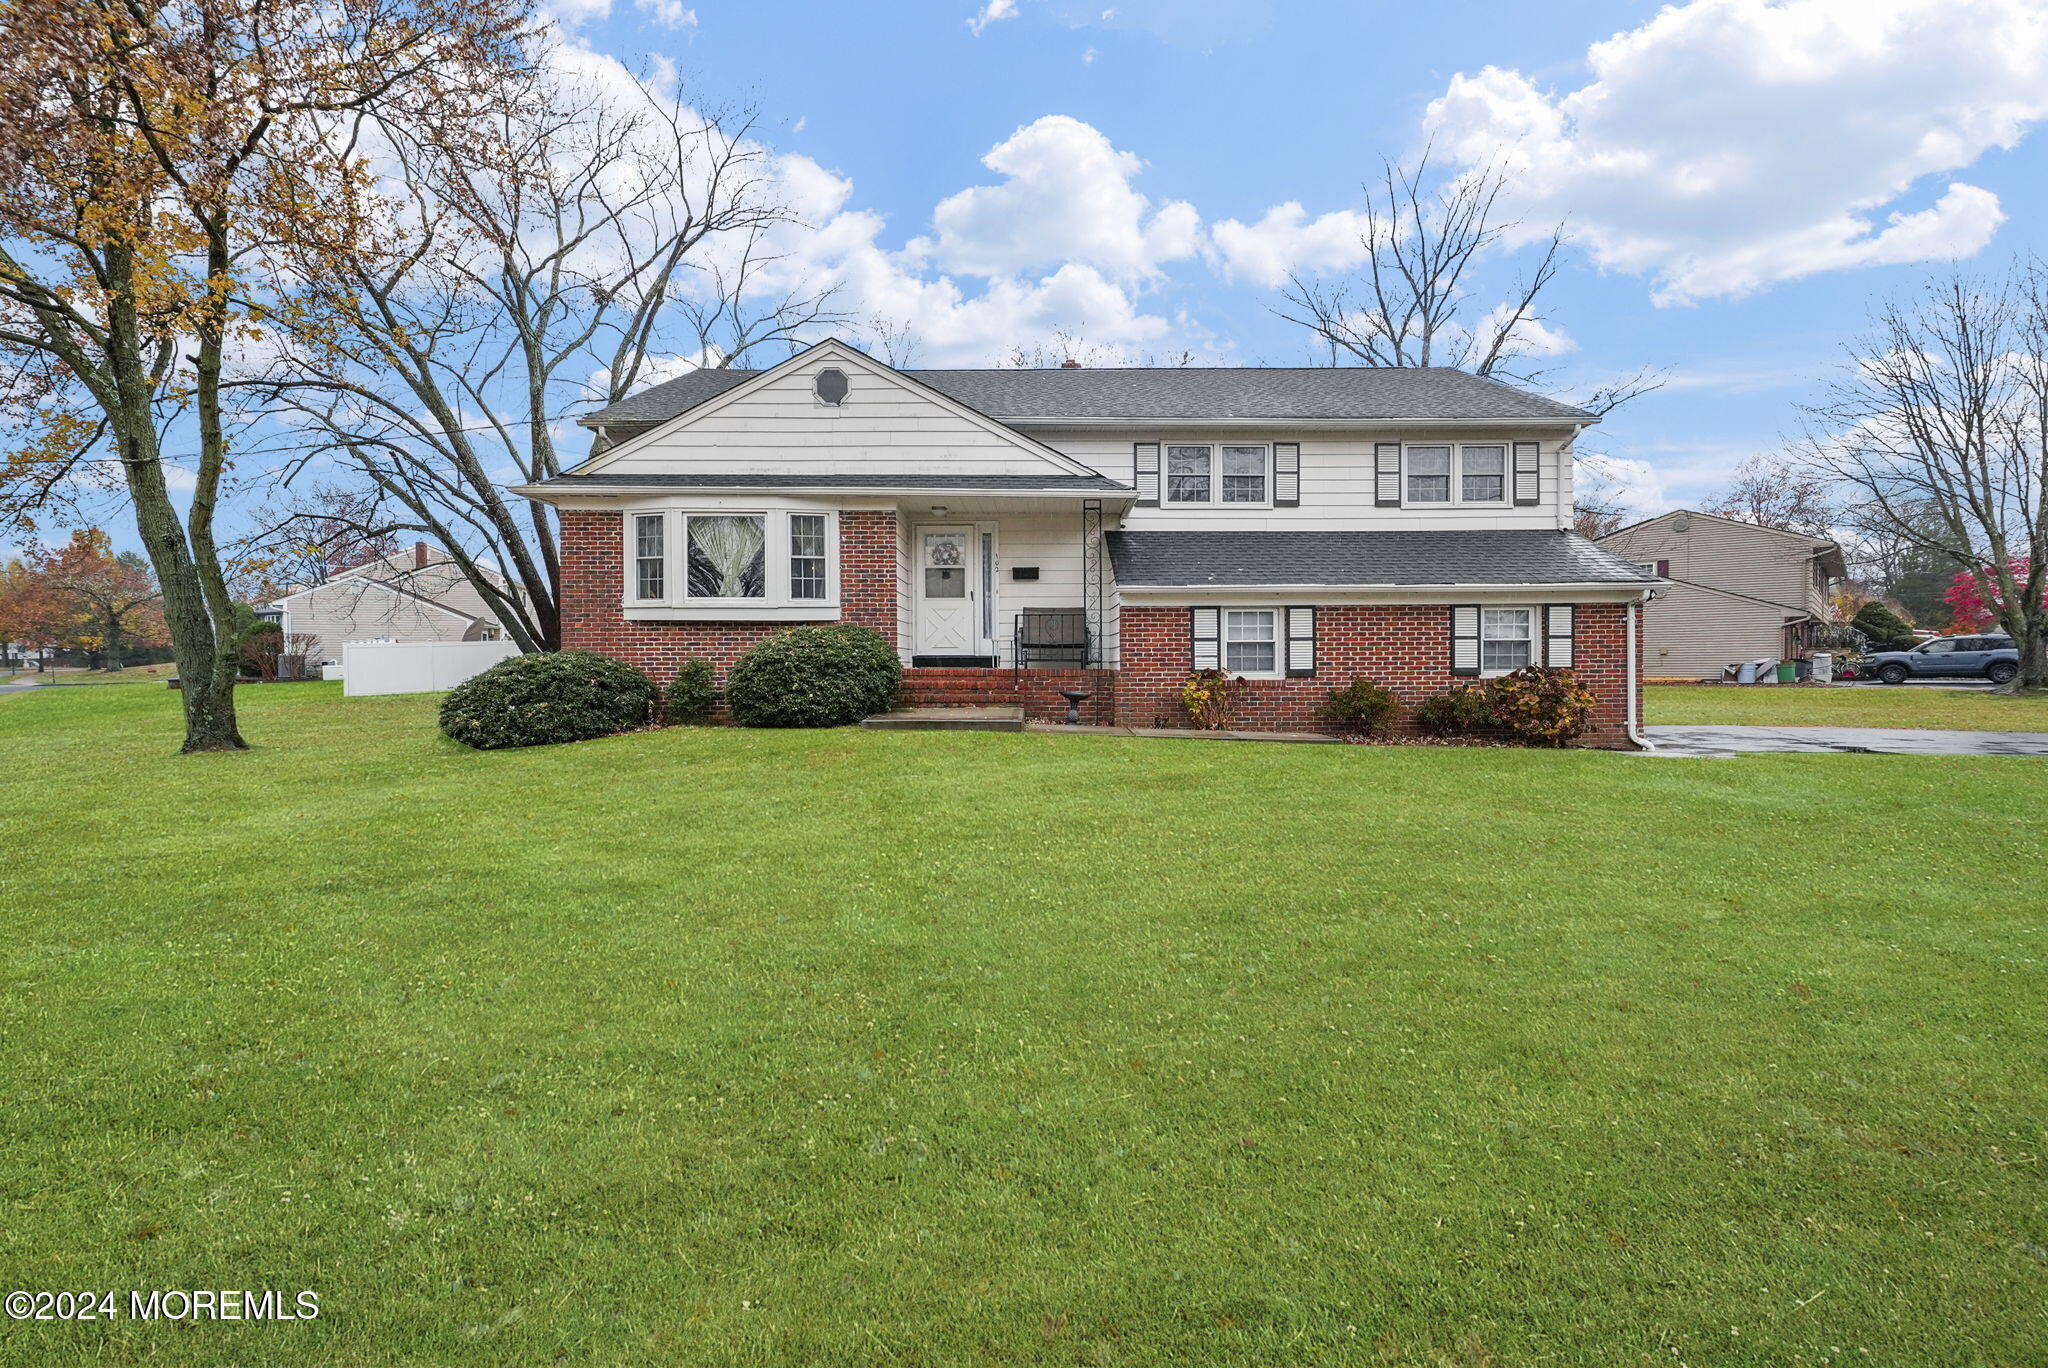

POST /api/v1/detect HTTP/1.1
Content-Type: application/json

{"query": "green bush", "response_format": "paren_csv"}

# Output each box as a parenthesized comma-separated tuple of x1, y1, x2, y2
(439, 650, 658, 750)
(1852, 600, 1916, 650)
(665, 659, 717, 724)
(1322, 677, 1400, 736)
(1414, 684, 1492, 736)
(1484, 666, 1596, 747)
(723, 624, 900, 728)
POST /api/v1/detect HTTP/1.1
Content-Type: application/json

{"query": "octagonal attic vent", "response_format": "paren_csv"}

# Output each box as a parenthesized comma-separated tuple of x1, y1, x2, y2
(814, 368, 849, 405)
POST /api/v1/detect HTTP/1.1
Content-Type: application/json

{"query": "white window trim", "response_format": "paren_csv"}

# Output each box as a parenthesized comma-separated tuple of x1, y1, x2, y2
(1478, 605, 1536, 677)
(1162, 441, 1274, 509)
(1403, 442, 1515, 508)
(1220, 606, 1284, 680)
(622, 507, 840, 615)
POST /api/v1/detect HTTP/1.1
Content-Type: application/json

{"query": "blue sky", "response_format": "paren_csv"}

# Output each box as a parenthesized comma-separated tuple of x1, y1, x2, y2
(544, 0, 2048, 514)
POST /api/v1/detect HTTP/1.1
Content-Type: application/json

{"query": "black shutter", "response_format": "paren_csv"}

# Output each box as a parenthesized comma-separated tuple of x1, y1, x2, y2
(1451, 605, 1481, 676)
(1134, 442, 1160, 507)
(1190, 607, 1219, 669)
(1375, 443, 1402, 507)
(1512, 441, 1541, 505)
(1285, 606, 1316, 677)
(1545, 604, 1575, 668)
(1273, 442, 1300, 507)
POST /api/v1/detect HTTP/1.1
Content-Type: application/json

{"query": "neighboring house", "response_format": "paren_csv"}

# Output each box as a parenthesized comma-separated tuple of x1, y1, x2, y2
(268, 543, 508, 675)
(1598, 510, 1846, 679)
(513, 339, 1662, 744)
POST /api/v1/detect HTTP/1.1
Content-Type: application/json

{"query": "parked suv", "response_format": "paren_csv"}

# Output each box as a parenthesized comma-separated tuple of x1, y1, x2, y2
(1862, 635, 2019, 685)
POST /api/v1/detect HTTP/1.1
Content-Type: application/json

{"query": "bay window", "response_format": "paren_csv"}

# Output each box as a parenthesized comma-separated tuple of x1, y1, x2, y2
(625, 508, 836, 612)
(1481, 607, 1534, 673)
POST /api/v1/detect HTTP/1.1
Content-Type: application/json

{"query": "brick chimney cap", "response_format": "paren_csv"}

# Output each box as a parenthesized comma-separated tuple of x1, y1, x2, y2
(1060, 358, 1082, 369)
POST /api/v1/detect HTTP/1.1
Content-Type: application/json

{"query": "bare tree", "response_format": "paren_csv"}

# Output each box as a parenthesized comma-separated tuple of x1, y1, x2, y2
(1273, 150, 1658, 417)
(1570, 455, 1632, 540)
(1803, 264, 2048, 689)
(1701, 455, 1838, 538)
(251, 60, 835, 651)
(0, 0, 527, 749)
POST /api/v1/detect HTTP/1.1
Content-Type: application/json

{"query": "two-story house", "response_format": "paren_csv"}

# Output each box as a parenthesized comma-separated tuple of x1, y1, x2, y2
(515, 339, 1662, 744)
(1597, 510, 1845, 680)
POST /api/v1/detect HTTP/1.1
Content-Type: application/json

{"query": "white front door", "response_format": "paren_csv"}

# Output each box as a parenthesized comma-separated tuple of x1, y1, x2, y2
(914, 525, 983, 657)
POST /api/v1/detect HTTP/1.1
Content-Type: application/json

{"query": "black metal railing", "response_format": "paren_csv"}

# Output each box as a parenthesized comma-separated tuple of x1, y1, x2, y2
(1014, 608, 1089, 671)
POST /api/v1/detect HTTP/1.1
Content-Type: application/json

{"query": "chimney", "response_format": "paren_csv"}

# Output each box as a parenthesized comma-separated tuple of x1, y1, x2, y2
(1061, 358, 1082, 369)
(414, 540, 429, 570)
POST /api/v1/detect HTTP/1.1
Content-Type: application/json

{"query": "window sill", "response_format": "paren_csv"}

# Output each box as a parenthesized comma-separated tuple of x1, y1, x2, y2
(623, 604, 840, 622)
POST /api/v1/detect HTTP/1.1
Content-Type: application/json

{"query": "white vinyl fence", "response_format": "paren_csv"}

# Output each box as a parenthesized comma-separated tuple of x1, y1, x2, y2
(341, 639, 521, 697)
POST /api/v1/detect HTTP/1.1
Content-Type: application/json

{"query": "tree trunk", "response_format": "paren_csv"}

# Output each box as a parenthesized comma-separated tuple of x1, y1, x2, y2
(2020, 623, 2048, 692)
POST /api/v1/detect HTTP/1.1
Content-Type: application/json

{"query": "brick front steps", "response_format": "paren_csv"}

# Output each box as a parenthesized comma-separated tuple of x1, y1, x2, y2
(862, 706, 1026, 733)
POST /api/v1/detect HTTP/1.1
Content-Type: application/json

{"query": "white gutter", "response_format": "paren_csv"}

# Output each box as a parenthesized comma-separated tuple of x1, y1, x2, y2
(1115, 580, 1658, 596)
(511, 483, 1136, 503)
(1005, 416, 1594, 431)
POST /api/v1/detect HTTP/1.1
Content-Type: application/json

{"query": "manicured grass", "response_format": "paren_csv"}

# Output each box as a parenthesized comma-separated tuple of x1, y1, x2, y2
(2, 684, 2043, 1366)
(1647, 682, 2048, 731)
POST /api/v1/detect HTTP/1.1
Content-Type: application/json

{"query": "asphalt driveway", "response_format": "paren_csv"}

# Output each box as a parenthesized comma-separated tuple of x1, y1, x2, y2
(1645, 725, 2048, 757)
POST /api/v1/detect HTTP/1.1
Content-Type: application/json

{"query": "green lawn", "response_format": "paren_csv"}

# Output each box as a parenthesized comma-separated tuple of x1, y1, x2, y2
(3, 684, 2043, 1367)
(1646, 682, 2048, 731)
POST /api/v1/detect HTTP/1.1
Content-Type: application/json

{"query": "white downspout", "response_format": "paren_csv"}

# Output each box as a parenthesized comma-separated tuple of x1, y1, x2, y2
(1625, 594, 1650, 750)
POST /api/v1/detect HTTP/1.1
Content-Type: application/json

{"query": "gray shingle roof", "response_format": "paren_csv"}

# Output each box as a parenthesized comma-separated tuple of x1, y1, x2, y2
(585, 366, 1591, 427)
(1105, 530, 1658, 587)
(531, 472, 1130, 492)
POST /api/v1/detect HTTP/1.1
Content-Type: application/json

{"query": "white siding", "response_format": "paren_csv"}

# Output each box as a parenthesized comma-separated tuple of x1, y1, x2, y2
(1029, 426, 1577, 531)
(592, 352, 1090, 479)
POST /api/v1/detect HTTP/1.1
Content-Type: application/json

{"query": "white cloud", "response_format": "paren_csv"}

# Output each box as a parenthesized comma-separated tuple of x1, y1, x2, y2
(541, 0, 611, 26)
(1081, 46, 1096, 64)
(1421, 0, 2048, 304)
(1208, 202, 1372, 288)
(968, 0, 1017, 36)
(633, 0, 696, 27)
(916, 115, 1200, 281)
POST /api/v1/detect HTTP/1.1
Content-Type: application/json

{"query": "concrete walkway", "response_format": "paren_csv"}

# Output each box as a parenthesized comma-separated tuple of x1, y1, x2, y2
(1645, 724, 2048, 757)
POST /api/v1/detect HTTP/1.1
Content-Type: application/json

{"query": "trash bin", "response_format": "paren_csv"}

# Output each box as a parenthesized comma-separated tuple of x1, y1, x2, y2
(1775, 661, 1797, 683)
(1813, 652, 1833, 684)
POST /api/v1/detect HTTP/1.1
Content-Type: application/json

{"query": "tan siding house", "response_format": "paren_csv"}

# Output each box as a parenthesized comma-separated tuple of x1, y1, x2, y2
(269, 544, 507, 673)
(1598, 510, 1846, 679)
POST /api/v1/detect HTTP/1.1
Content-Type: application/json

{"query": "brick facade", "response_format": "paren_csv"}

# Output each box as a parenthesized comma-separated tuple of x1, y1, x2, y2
(558, 507, 1639, 747)
(557, 508, 898, 685)
(1114, 602, 1638, 747)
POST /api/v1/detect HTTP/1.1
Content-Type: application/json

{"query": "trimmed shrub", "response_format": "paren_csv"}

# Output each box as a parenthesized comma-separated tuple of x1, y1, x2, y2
(1179, 668, 1248, 730)
(1484, 666, 1596, 747)
(665, 659, 717, 724)
(1851, 600, 1916, 651)
(439, 650, 658, 750)
(1414, 684, 1492, 737)
(724, 624, 900, 728)
(1322, 677, 1400, 736)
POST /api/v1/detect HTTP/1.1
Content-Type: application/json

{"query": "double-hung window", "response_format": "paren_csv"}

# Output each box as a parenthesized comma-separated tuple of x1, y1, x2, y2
(1221, 446, 1267, 502)
(789, 514, 828, 601)
(1406, 445, 1452, 503)
(1166, 445, 1213, 503)
(1481, 607, 1534, 673)
(1461, 445, 1506, 502)
(1166, 443, 1271, 506)
(633, 514, 665, 600)
(1223, 609, 1278, 674)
